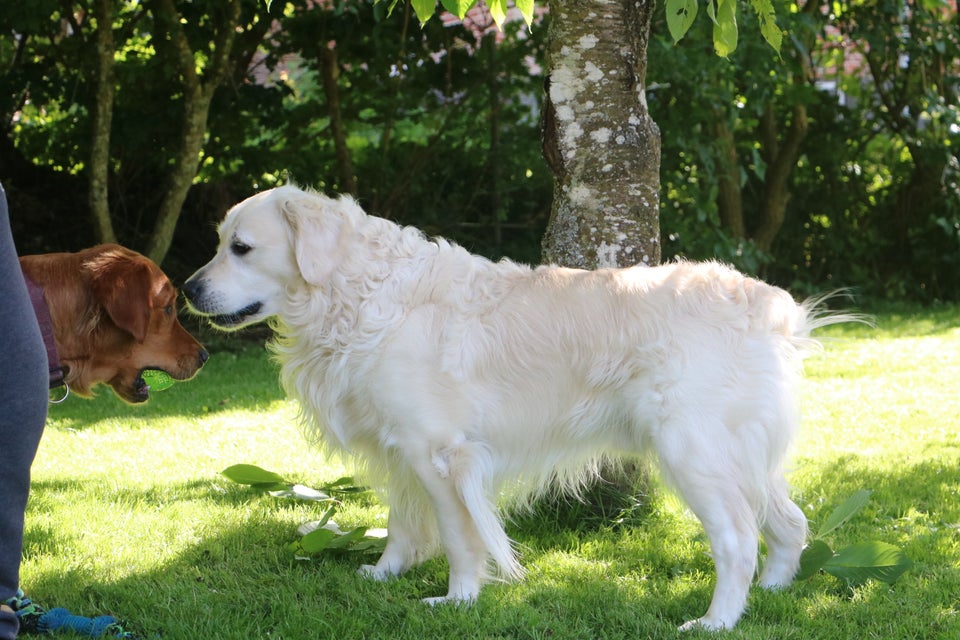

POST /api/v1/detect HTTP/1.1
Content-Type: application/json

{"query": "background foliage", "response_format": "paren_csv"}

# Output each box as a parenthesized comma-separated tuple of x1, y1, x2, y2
(1, 0, 958, 300)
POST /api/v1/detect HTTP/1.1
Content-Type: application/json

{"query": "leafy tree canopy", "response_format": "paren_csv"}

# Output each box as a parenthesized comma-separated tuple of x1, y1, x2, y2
(1, 0, 957, 301)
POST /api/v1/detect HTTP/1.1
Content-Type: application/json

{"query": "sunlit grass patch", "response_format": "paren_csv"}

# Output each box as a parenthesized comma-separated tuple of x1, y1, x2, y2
(20, 305, 960, 639)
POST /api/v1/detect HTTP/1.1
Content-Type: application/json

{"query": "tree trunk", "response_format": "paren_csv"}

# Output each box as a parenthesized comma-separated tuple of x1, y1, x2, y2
(882, 148, 947, 277)
(485, 32, 502, 245)
(540, 0, 660, 500)
(541, 0, 661, 269)
(89, 0, 117, 244)
(144, 0, 241, 265)
(714, 115, 745, 239)
(754, 101, 808, 252)
(320, 45, 357, 196)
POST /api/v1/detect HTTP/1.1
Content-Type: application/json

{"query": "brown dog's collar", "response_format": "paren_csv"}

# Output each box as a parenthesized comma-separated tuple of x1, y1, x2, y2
(22, 272, 68, 392)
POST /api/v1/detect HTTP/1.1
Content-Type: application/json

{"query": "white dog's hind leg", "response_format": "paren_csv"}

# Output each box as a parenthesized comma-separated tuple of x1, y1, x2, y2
(758, 476, 807, 589)
(655, 421, 760, 631)
(675, 514, 759, 631)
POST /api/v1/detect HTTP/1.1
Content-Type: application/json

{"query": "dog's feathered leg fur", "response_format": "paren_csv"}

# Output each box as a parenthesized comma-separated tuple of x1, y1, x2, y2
(442, 439, 524, 582)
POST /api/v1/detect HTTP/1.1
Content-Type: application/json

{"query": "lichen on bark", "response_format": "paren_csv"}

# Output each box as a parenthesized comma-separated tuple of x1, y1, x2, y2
(541, 0, 661, 270)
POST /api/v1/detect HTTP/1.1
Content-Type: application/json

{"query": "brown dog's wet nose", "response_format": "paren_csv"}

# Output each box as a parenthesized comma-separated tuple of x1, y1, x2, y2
(198, 348, 210, 367)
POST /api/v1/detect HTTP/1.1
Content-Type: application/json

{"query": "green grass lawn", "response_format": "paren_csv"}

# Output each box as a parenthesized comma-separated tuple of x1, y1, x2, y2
(22, 307, 960, 639)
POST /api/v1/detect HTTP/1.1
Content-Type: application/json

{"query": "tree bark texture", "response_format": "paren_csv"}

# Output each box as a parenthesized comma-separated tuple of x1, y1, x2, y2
(754, 101, 808, 252)
(540, 0, 661, 269)
(714, 115, 745, 239)
(89, 0, 117, 245)
(710, 99, 808, 254)
(320, 45, 357, 196)
(144, 0, 241, 265)
(713, 0, 818, 254)
(485, 33, 503, 245)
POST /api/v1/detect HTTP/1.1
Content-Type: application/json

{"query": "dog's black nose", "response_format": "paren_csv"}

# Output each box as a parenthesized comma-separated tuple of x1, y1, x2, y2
(182, 278, 202, 304)
(198, 348, 210, 367)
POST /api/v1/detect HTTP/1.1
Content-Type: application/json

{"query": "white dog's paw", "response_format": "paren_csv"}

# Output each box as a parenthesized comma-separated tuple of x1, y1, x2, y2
(758, 563, 798, 590)
(678, 617, 730, 632)
(421, 593, 476, 607)
(357, 564, 390, 582)
(758, 575, 792, 591)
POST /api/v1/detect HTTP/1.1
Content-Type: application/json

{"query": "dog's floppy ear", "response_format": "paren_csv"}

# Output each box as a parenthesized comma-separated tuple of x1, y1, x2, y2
(280, 194, 345, 286)
(89, 249, 153, 342)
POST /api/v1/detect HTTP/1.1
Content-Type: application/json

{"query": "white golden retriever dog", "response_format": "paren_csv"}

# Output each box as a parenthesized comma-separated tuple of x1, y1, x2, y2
(184, 185, 846, 630)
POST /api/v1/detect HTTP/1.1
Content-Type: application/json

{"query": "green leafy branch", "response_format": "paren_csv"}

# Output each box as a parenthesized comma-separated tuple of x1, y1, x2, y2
(221, 464, 387, 558)
(381, 0, 535, 29)
(797, 490, 913, 586)
(380, 0, 781, 56)
(664, 0, 783, 56)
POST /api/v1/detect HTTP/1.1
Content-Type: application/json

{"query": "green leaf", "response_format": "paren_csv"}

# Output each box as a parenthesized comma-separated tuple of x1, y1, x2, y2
(326, 476, 358, 487)
(324, 476, 369, 494)
(817, 490, 872, 538)
(796, 539, 834, 580)
(298, 527, 338, 553)
(711, 0, 739, 57)
(350, 537, 389, 554)
(665, 0, 699, 44)
(377, 0, 402, 18)
(440, 0, 475, 19)
(326, 527, 369, 549)
(705, 0, 718, 25)
(487, 0, 506, 27)
(515, 0, 534, 27)
(823, 541, 913, 586)
(749, 0, 782, 53)
(411, 0, 438, 25)
(221, 464, 288, 487)
(313, 505, 337, 531)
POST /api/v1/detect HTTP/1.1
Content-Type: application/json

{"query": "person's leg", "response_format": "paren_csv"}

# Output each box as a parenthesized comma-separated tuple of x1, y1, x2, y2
(0, 182, 49, 640)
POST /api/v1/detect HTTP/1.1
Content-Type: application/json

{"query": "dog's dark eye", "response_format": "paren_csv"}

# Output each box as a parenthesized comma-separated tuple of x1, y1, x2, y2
(231, 241, 252, 256)
(164, 305, 174, 316)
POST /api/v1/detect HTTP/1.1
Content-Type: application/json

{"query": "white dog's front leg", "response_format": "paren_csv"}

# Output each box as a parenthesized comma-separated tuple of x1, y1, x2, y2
(421, 572, 481, 606)
(358, 534, 417, 581)
(359, 468, 441, 581)
(417, 541, 484, 606)
(411, 447, 490, 606)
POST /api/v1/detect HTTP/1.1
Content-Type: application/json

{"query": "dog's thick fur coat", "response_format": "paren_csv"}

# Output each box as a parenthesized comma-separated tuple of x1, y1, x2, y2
(20, 244, 207, 403)
(184, 185, 842, 629)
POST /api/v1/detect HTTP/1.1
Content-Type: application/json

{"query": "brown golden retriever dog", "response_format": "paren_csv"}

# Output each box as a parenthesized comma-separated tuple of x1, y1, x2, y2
(19, 243, 207, 403)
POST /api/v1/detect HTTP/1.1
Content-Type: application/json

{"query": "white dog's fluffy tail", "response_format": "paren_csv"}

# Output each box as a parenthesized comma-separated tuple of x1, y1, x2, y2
(793, 291, 870, 353)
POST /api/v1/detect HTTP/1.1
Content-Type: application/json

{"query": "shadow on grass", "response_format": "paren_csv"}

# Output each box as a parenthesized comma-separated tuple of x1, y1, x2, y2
(21, 454, 960, 639)
(512, 452, 960, 636)
(509, 472, 655, 537)
(46, 344, 286, 429)
(24, 478, 274, 512)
